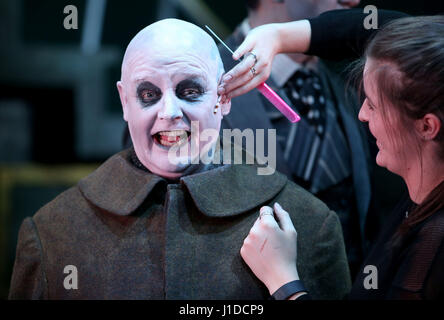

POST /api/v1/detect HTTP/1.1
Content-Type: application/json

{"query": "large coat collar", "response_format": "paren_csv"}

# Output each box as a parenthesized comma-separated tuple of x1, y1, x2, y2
(78, 149, 287, 218)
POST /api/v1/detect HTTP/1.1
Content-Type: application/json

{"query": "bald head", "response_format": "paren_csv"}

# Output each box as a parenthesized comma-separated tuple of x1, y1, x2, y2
(121, 19, 224, 83)
(116, 18, 232, 180)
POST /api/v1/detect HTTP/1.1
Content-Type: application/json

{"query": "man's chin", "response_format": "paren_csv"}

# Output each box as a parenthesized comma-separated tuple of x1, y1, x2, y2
(145, 160, 192, 179)
(138, 139, 215, 178)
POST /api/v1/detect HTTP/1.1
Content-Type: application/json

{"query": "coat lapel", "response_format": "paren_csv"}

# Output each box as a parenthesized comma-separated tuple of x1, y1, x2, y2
(78, 150, 166, 216)
(181, 164, 287, 217)
(78, 148, 287, 219)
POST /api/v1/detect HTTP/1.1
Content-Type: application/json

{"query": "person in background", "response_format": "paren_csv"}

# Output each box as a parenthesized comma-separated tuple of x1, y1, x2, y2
(221, 10, 444, 299)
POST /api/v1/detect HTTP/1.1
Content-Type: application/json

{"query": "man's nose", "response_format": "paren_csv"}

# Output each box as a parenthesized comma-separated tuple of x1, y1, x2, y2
(338, 0, 360, 9)
(157, 93, 183, 121)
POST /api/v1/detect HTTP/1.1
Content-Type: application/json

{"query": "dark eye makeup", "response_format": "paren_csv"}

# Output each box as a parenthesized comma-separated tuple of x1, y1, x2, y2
(175, 78, 206, 102)
(137, 81, 162, 107)
(136, 78, 206, 107)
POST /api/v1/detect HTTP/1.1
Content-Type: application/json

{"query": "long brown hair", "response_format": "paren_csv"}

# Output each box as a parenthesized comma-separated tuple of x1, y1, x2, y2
(361, 16, 444, 238)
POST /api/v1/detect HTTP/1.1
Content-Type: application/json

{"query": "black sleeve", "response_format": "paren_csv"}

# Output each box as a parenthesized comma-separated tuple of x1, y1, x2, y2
(306, 9, 409, 61)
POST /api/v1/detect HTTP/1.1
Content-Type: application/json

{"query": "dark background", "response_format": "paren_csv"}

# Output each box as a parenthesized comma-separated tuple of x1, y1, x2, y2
(0, 0, 443, 300)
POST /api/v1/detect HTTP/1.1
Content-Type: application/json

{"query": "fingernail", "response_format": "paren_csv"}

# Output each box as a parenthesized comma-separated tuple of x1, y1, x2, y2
(260, 206, 273, 215)
(275, 202, 282, 210)
(218, 86, 225, 94)
(224, 75, 232, 82)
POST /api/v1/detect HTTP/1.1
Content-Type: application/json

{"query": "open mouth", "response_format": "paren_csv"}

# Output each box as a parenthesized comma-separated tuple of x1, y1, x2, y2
(153, 130, 191, 148)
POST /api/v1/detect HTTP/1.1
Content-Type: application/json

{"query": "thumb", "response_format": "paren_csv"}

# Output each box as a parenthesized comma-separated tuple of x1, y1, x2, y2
(273, 202, 296, 233)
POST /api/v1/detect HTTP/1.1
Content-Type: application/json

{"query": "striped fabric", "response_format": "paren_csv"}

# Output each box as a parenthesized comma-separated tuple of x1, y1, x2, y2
(264, 68, 351, 194)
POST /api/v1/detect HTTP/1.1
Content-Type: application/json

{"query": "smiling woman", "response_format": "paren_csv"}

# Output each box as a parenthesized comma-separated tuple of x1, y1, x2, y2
(358, 16, 444, 241)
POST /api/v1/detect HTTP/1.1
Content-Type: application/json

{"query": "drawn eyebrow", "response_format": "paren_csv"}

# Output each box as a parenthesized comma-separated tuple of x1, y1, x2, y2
(176, 78, 205, 90)
(175, 78, 207, 103)
(137, 81, 161, 94)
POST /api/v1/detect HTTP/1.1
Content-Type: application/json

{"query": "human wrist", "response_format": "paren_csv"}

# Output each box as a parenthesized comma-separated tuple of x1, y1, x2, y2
(288, 291, 308, 300)
(277, 20, 311, 54)
(267, 270, 300, 295)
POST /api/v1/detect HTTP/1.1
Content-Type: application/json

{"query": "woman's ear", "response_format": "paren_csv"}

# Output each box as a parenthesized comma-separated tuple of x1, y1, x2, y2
(415, 113, 442, 140)
(117, 81, 128, 122)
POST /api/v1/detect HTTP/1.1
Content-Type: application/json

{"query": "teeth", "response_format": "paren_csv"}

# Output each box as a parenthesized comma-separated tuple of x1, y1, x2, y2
(156, 130, 189, 147)
(158, 130, 187, 137)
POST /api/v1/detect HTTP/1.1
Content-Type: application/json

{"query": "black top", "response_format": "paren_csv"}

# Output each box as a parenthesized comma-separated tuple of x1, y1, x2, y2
(296, 9, 444, 300)
(295, 194, 444, 300)
(349, 194, 444, 299)
(307, 9, 408, 61)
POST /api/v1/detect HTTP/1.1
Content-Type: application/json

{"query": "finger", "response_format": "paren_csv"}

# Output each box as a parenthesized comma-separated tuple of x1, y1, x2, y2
(273, 202, 296, 233)
(249, 206, 272, 235)
(222, 57, 256, 84)
(220, 94, 228, 104)
(223, 66, 255, 94)
(233, 38, 255, 60)
(225, 75, 267, 100)
(258, 206, 279, 227)
(252, 206, 274, 232)
(250, 213, 262, 233)
(217, 83, 225, 96)
(224, 59, 271, 96)
(244, 51, 258, 66)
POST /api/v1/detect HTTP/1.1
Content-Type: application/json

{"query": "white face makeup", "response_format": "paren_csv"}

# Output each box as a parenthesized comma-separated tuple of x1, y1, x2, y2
(117, 19, 229, 179)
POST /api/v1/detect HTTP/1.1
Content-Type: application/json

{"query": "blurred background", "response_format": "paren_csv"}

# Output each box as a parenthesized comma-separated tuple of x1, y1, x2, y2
(0, 0, 443, 299)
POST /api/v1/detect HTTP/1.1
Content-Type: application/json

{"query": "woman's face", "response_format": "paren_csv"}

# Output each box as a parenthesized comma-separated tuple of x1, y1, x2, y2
(358, 59, 417, 176)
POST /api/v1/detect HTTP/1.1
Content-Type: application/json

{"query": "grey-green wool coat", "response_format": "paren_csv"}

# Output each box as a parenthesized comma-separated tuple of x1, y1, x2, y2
(9, 148, 351, 299)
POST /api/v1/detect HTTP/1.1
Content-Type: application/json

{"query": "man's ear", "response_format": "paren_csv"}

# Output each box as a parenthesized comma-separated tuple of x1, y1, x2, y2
(117, 81, 129, 122)
(220, 97, 231, 116)
(415, 113, 442, 140)
(217, 73, 231, 116)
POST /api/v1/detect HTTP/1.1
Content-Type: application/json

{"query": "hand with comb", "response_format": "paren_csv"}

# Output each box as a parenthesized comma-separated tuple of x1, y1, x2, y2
(217, 20, 312, 103)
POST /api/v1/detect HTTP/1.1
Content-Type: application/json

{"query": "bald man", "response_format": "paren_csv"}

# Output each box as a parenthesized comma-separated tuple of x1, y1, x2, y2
(9, 19, 350, 300)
